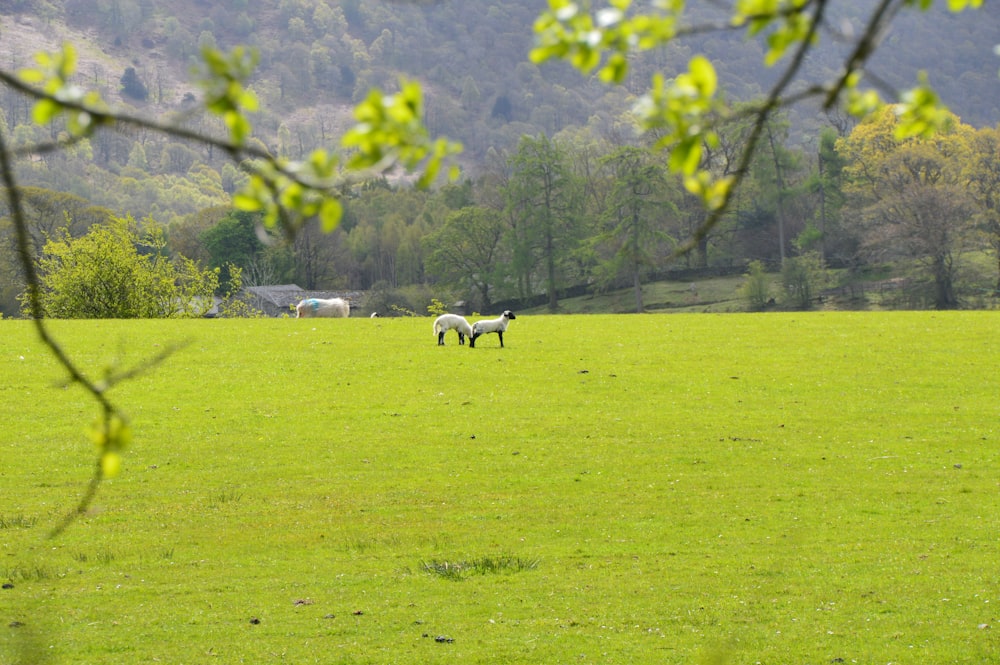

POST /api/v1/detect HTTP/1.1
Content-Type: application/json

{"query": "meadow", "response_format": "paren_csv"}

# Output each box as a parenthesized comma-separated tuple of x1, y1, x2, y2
(1, 312, 998, 664)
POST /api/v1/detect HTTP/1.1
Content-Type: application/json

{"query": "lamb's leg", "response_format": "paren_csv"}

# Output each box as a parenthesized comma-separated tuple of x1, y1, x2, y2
(438, 331, 445, 345)
(498, 331, 504, 348)
(458, 333, 465, 345)
(469, 333, 478, 348)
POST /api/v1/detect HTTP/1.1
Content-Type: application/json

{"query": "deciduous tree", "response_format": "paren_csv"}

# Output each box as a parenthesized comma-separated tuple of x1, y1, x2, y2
(200, 208, 265, 291)
(30, 216, 218, 318)
(838, 107, 976, 308)
(424, 206, 506, 309)
(505, 134, 583, 310)
(595, 146, 676, 312)
(966, 125, 1000, 294)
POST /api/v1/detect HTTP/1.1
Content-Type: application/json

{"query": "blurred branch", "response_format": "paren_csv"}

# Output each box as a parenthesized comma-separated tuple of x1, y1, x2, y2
(671, 0, 831, 259)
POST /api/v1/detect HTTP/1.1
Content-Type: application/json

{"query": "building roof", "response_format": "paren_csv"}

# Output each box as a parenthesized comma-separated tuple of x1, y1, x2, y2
(245, 285, 304, 307)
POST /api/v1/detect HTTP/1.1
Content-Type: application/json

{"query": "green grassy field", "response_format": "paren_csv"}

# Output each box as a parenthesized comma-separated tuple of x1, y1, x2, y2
(2, 312, 999, 664)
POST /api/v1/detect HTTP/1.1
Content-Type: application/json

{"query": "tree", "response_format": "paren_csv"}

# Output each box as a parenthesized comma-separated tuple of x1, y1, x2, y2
(505, 134, 582, 310)
(120, 66, 148, 101)
(424, 206, 506, 309)
(595, 146, 675, 312)
(760, 114, 799, 265)
(966, 126, 1000, 294)
(0, 188, 115, 313)
(200, 208, 265, 292)
(340, 185, 433, 289)
(724, 109, 813, 266)
(805, 126, 851, 264)
(838, 107, 976, 308)
(740, 260, 772, 311)
(0, 187, 113, 256)
(167, 205, 228, 265)
(291, 221, 348, 290)
(781, 251, 827, 309)
(30, 216, 218, 318)
(683, 102, 759, 267)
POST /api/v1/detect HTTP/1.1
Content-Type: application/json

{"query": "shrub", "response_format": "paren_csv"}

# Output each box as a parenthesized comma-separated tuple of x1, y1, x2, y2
(120, 67, 148, 101)
(740, 260, 771, 310)
(426, 298, 447, 317)
(782, 252, 828, 309)
(26, 216, 218, 318)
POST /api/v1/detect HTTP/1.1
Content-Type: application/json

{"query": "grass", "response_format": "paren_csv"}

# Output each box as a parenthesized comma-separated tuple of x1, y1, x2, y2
(0, 515, 37, 529)
(1, 312, 998, 664)
(421, 555, 539, 581)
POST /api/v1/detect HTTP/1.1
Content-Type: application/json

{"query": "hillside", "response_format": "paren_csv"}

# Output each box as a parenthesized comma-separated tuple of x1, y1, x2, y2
(1, 1, 997, 172)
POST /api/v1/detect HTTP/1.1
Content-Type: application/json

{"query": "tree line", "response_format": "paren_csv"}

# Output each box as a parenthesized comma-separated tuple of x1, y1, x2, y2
(6, 103, 998, 318)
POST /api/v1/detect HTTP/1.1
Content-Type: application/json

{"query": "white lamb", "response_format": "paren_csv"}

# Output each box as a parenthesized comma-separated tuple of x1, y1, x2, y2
(433, 313, 473, 345)
(469, 310, 516, 348)
(296, 297, 350, 318)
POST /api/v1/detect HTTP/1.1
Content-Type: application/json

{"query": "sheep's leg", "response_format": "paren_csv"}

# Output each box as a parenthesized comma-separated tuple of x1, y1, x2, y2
(498, 331, 504, 348)
(437, 331, 445, 345)
(458, 333, 465, 345)
(469, 333, 478, 348)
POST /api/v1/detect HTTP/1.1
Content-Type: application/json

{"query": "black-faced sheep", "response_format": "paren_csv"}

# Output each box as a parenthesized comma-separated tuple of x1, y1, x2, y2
(433, 313, 473, 345)
(469, 310, 516, 348)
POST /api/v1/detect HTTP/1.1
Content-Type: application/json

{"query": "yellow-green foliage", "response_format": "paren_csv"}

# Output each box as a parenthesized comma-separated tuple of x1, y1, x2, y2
(2, 313, 998, 664)
(28, 217, 219, 318)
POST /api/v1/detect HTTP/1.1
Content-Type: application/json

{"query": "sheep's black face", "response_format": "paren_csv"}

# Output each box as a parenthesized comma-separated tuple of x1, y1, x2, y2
(504, 310, 516, 320)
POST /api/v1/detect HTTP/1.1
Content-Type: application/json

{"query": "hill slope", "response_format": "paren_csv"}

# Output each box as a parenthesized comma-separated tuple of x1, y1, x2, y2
(2, 1, 997, 166)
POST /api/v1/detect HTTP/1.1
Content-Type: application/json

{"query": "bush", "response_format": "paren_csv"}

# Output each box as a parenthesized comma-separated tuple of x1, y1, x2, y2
(364, 281, 437, 317)
(740, 260, 771, 311)
(782, 252, 828, 309)
(120, 67, 149, 101)
(27, 216, 218, 318)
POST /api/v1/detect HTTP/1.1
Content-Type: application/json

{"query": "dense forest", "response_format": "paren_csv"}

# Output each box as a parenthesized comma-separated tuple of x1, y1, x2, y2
(0, 0, 998, 315)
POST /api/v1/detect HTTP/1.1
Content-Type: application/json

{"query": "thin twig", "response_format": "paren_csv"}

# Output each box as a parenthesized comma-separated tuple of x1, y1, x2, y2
(823, 0, 902, 110)
(48, 461, 104, 539)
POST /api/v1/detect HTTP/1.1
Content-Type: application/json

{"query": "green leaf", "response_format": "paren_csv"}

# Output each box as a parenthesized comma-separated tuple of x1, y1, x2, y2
(195, 46, 260, 145)
(318, 198, 343, 233)
(18, 67, 45, 84)
(32, 98, 60, 125)
(59, 42, 78, 80)
(101, 452, 122, 478)
(688, 55, 717, 97)
(90, 414, 132, 479)
(669, 136, 702, 175)
(599, 52, 629, 83)
(232, 191, 264, 212)
(894, 76, 951, 139)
